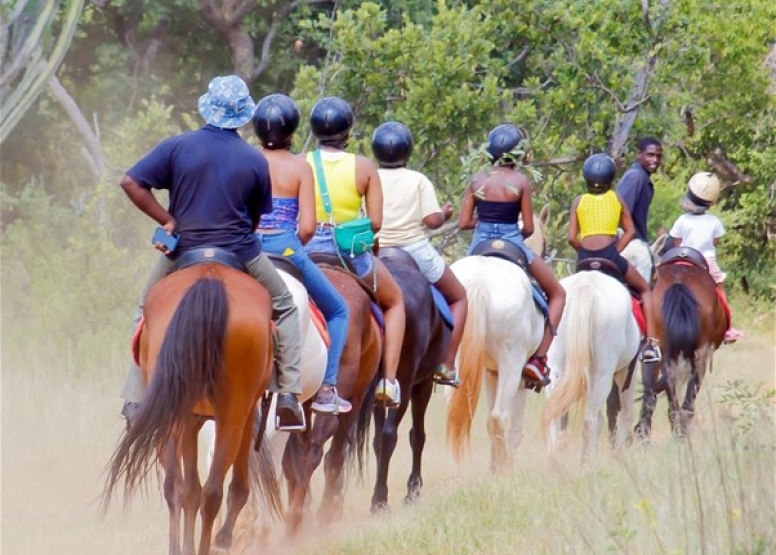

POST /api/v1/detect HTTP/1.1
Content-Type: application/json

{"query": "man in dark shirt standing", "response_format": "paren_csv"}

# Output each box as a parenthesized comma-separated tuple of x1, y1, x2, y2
(119, 75, 305, 430)
(617, 137, 663, 282)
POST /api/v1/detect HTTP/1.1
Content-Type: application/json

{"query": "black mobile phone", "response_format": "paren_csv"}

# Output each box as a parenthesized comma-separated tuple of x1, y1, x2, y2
(151, 227, 179, 252)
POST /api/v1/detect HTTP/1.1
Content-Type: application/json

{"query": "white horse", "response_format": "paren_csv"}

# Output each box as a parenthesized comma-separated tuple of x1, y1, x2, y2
(200, 268, 326, 550)
(446, 256, 544, 473)
(542, 271, 641, 463)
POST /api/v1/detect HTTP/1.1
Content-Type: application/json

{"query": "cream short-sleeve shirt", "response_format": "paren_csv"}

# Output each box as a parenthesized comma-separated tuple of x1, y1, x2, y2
(377, 168, 442, 246)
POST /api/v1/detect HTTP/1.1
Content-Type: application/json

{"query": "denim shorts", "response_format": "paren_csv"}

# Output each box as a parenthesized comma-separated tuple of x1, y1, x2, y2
(305, 227, 374, 278)
(399, 239, 446, 283)
(467, 221, 535, 264)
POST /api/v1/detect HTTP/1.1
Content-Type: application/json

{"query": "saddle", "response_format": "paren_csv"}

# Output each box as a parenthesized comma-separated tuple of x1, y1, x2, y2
(266, 252, 302, 281)
(308, 251, 384, 331)
(471, 239, 550, 323)
(659, 246, 709, 271)
(470, 238, 529, 270)
(576, 257, 625, 283)
(378, 247, 454, 329)
(170, 247, 248, 274)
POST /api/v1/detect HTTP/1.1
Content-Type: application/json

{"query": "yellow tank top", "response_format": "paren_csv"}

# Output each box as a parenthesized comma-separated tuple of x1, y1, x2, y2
(577, 190, 621, 239)
(306, 151, 362, 223)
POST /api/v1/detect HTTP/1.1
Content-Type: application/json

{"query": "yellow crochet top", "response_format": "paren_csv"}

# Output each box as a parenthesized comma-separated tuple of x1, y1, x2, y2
(306, 151, 362, 223)
(577, 190, 621, 239)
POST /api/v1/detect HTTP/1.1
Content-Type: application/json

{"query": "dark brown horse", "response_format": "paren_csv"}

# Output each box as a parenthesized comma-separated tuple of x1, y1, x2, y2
(102, 264, 281, 555)
(370, 250, 451, 513)
(635, 249, 727, 440)
(281, 263, 381, 535)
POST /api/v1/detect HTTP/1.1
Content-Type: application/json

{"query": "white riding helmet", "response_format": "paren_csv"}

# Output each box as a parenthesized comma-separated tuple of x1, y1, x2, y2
(687, 172, 721, 207)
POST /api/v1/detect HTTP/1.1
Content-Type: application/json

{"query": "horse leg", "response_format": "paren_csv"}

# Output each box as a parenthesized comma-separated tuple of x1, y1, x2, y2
(282, 430, 313, 535)
(371, 404, 398, 514)
(163, 439, 183, 555)
(613, 370, 636, 450)
(606, 379, 620, 448)
(318, 420, 350, 526)
(405, 381, 433, 506)
(214, 410, 255, 550)
(483, 369, 508, 474)
(635, 361, 659, 442)
(198, 414, 248, 555)
(179, 420, 203, 555)
(582, 368, 613, 464)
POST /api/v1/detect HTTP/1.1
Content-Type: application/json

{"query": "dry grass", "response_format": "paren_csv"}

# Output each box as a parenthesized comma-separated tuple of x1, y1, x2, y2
(1, 303, 773, 555)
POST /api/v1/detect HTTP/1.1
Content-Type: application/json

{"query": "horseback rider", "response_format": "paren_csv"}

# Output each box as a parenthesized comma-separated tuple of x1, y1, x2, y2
(567, 153, 662, 363)
(617, 136, 664, 277)
(252, 93, 353, 414)
(668, 172, 745, 342)
(119, 76, 305, 430)
(370, 121, 467, 388)
(458, 123, 566, 388)
(303, 97, 405, 408)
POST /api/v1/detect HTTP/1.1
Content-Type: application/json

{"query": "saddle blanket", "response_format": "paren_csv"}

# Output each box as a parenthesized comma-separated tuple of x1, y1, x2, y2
(430, 286, 455, 329)
(631, 296, 646, 336)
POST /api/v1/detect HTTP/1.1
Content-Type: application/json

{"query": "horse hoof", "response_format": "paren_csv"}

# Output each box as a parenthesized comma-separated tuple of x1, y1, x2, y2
(371, 502, 391, 516)
(214, 530, 232, 550)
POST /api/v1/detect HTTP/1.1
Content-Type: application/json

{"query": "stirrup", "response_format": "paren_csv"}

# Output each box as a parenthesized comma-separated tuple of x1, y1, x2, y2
(276, 409, 307, 432)
(433, 364, 460, 388)
(523, 356, 551, 389)
(640, 338, 662, 363)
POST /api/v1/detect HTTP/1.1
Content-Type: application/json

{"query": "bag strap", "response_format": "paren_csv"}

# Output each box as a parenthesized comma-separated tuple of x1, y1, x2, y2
(312, 150, 336, 225)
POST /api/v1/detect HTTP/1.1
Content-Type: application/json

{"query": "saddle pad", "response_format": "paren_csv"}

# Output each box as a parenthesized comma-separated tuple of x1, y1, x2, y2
(308, 300, 331, 348)
(370, 302, 385, 332)
(716, 286, 732, 329)
(131, 317, 144, 367)
(630, 296, 646, 336)
(430, 286, 454, 329)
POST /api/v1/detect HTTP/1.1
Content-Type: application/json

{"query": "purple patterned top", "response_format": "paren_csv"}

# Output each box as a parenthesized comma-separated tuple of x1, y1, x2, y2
(257, 197, 299, 231)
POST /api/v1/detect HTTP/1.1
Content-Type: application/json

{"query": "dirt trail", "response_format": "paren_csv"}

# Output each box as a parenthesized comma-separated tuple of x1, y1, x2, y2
(2, 333, 772, 555)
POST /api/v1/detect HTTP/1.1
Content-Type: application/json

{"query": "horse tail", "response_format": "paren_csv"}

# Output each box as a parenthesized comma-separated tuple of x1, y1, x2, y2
(248, 418, 283, 521)
(350, 361, 378, 477)
(542, 282, 593, 432)
(102, 277, 228, 508)
(662, 283, 700, 362)
(446, 278, 487, 463)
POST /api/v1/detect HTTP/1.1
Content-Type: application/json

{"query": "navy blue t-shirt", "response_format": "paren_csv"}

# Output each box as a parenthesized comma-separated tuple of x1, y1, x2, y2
(616, 162, 654, 242)
(127, 125, 272, 262)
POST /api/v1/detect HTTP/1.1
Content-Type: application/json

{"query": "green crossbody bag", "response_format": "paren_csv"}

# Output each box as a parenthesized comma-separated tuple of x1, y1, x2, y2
(312, 150, 375, 256)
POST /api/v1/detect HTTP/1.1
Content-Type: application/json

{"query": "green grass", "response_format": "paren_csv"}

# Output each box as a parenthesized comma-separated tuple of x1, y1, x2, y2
(1, 294, 773, 555)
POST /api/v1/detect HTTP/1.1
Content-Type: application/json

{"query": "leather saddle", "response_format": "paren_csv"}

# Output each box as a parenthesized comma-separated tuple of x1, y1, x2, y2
(169, 247, 247, 274)
(470, 238, 529, 270)
(659, 246, 709, 271)
(576, 257, 626, 283)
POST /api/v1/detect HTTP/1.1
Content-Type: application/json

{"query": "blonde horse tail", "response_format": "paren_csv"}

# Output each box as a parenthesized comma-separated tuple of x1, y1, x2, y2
(542, 282, 594, 432)
(446, 279, 488, 463)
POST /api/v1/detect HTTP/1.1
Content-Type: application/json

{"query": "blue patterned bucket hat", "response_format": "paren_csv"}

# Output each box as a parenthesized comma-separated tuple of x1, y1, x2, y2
(198, 75, 256, 129)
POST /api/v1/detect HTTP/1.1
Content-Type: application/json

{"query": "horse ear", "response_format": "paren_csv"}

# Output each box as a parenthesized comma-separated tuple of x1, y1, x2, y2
(651, 233, 668, 255)
(538, 203, 551, 226)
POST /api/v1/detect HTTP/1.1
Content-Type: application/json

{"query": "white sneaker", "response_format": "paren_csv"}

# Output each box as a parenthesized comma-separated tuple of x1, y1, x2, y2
(375, 378, 401, 408)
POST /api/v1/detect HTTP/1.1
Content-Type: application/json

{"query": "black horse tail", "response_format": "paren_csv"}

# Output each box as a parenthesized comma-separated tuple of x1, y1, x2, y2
(102, 277, 228, 509)
(662, 283, 700, 363)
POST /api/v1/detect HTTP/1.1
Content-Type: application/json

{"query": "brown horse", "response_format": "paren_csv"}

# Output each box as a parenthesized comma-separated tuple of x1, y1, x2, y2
(370, 250, 451, 513)
(635, 249, 727, 440)
(102, 264, 281, 555)
(282, 263, 382, 535)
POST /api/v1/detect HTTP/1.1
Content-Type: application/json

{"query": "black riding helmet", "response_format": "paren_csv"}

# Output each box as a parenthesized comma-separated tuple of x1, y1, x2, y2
(309, 96, 354, 142)
(486, 124, 525, 163)
(582, 153, 617, 194)
(371, 121, 413, 168)
(252, 93, 300, 149)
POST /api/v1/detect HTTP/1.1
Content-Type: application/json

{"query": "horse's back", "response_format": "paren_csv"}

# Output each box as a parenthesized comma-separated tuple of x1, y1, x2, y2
(142, 264, 273, 416)
(654, 263, 726, 347)
(558, 271, 640, 367)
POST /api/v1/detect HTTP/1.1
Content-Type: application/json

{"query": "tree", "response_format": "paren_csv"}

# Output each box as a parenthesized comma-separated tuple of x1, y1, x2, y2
(0, 0, 85, 143)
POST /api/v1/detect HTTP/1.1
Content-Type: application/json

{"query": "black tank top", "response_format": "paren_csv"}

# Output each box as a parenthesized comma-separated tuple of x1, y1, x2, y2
(475, 199, 522, 223)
